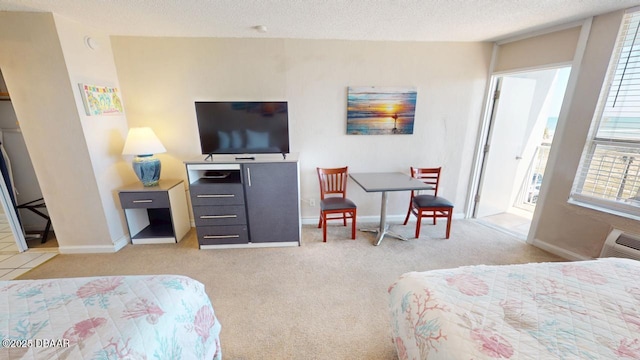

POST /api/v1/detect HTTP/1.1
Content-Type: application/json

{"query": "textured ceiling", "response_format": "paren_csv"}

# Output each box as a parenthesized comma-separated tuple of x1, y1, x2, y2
(1, 0, 640, 42)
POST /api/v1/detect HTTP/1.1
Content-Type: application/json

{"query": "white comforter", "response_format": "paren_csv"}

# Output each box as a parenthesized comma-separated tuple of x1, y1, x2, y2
(388, 258, 640, 359)
(0, 275, 222, 359)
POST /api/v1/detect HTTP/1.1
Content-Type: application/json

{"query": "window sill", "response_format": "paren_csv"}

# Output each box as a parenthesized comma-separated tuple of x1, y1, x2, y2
(568, 197, 640, 222)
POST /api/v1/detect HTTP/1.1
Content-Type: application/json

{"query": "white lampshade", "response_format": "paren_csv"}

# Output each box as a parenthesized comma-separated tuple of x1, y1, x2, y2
(122, 127, 166, 155)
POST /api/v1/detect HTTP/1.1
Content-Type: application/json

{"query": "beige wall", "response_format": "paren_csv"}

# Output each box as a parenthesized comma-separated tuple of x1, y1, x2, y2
(111, 37, 492, 220)
(495, 26, 581, 73)
(53, 16, 131, 248)
(532, 10, 636, 259)
(0, 12, 120, 251)
(2, 9, 629, 258)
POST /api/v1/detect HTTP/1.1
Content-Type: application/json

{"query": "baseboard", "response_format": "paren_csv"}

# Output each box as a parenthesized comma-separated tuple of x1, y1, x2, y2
(59, 235, 129, 254)
(528, 238, 592, 261)
(113, 235, 129, 252)
(301, 212, 465, 225)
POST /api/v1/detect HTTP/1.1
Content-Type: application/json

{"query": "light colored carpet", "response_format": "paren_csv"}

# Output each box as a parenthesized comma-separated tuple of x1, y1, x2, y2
(18, 219, 564, 359)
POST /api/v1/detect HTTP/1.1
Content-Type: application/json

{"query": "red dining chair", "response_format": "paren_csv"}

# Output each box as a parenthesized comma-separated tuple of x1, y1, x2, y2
(317, 167, 357, 242)
(403, 167, 453, 239)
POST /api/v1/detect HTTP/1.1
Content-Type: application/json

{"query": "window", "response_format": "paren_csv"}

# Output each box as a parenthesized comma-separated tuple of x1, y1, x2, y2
(571, 9, 640, 218)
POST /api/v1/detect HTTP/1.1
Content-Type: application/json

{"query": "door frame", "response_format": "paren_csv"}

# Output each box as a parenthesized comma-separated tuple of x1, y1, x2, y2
(467, 63, 573, 220)
(471, 75, 501, 218)
(472, 66, 571, 219)
(465, 18, 591, 245)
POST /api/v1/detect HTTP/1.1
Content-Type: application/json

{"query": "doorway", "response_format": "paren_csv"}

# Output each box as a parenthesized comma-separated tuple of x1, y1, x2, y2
(0, 69, 56, 252)
(473, 66, 570, 238)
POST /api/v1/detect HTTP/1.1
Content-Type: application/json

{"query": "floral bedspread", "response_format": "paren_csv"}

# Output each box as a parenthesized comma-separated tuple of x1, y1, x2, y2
(388, 257, 640, 359)
(0, 275, 222, 359)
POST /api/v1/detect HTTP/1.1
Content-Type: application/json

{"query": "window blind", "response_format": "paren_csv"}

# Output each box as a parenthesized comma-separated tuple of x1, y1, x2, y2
(571, 9, 640, 217)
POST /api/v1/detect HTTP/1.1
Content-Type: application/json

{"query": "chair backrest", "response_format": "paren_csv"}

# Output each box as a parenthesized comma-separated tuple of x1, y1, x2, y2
(410, 167, 441, 197)
(317, 167, 349, 199)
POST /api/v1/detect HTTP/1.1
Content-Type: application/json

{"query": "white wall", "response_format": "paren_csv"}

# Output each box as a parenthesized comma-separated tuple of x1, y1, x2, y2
(111, 37, 492, 221)
(53, 15, 130, 250)
(0, 12, 119, 252)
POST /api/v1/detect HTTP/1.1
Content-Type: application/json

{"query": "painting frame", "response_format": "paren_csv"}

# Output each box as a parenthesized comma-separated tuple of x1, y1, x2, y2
(346, 86, 417, 135)
(79, 83, 124, 116)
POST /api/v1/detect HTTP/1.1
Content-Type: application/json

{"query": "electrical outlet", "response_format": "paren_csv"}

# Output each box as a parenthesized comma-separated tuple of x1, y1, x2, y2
(309, 198, 316, 207)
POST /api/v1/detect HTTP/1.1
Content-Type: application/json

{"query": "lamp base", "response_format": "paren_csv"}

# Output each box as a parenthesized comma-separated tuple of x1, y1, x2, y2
(132, 155, 161, 187)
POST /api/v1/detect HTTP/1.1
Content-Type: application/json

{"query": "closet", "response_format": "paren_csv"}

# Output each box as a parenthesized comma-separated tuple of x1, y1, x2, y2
(0, 69, 53, 251)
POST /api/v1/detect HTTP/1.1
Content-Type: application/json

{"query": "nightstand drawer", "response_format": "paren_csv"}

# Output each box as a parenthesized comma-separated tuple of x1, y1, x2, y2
(119, 191, 169, 209)
(196, 225, 248, 245)
(193, 205, 247, 226)
(190, 184, 245, 206)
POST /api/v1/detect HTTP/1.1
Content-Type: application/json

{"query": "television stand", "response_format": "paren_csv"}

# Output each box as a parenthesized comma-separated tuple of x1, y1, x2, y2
(184, 157, 301, 249)
(204, 154, 213, 161)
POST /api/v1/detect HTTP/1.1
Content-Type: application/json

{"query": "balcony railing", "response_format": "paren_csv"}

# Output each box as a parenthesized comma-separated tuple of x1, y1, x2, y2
(516, 144, 551, 207)
(578, 142, 640, 202)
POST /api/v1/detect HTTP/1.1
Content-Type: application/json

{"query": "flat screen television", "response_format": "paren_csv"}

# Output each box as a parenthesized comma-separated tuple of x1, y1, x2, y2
(195, 101, 290, 155)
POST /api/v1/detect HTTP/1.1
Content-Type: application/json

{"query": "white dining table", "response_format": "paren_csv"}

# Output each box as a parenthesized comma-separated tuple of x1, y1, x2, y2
(349, 172, 433, 246)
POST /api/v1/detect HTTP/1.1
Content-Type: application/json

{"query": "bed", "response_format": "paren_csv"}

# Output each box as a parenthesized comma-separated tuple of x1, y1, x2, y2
(388, 257, 640, 359)
(0, 275, 222, 359)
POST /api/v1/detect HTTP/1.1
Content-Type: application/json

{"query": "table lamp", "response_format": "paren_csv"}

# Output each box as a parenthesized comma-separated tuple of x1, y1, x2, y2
(122, 127, 166, 186)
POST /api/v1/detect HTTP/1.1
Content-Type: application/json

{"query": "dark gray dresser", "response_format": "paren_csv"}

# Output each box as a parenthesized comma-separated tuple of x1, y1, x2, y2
(185, 155, 300, 249)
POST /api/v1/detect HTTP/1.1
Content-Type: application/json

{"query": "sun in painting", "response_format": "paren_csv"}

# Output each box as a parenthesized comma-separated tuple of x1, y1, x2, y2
(346, 87, 417, 135)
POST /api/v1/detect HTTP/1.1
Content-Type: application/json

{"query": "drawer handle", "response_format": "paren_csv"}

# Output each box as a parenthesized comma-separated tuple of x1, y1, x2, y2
(132, 200, 153, 203)
(200, 215, 238, 219)
(197, 194, 235, 198)
(204, 235, 240, 239)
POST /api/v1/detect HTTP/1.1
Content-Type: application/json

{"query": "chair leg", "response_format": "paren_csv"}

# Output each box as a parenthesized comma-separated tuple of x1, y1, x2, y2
(415, 210, 422, 238)
(343, 213, 347, 226)
(41, 218, 52, 244)
(403, 203, 412, 225)
(351, 209, 357, 239)
(318, 211, 323, 229)
(445, 210, 452, 239)
(322, 214, 328, 242)
(433, 211, 437, 225)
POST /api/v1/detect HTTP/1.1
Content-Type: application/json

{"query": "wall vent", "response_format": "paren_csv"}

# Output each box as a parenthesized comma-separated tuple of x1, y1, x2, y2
(599, 228, 640, 261)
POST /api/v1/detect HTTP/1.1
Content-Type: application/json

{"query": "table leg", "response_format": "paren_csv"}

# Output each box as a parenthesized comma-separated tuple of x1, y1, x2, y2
(361, 191, 408, 246)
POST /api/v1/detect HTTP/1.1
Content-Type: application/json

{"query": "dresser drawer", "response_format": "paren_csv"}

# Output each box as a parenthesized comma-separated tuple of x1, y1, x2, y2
(193, 205, 247, 226)
(190, 184, 245, 206)
(196, 225, 248, 245)
(119, 191, 169, 209)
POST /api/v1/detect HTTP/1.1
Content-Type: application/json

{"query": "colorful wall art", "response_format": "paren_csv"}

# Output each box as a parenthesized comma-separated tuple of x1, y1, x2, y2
(347, 86, 417, 135)
(79, 83, 124, 116)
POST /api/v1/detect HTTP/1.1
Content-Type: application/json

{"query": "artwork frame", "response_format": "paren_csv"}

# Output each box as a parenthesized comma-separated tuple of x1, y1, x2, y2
(78, 83, 124, 116)
(346, 86, 417, 135)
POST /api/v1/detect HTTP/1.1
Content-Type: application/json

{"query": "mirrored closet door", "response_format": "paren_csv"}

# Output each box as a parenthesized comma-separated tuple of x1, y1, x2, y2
(0, 69, 52, 252)
(0, 161, 26, 252)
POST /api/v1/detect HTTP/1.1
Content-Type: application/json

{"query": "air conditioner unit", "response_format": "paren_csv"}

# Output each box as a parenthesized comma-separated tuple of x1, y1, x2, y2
(599, 228, 640, 261)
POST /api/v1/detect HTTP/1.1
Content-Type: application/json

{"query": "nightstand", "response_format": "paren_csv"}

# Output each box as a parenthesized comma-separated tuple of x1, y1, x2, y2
(118, 179, 190, 244)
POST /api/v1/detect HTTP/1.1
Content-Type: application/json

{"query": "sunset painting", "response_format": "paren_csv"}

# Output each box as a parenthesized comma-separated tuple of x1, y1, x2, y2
(347, 86, 417, 135)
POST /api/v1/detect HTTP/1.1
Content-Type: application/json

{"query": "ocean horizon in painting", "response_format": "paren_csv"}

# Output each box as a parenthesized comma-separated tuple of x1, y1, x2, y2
(347, 86, 417, 135)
